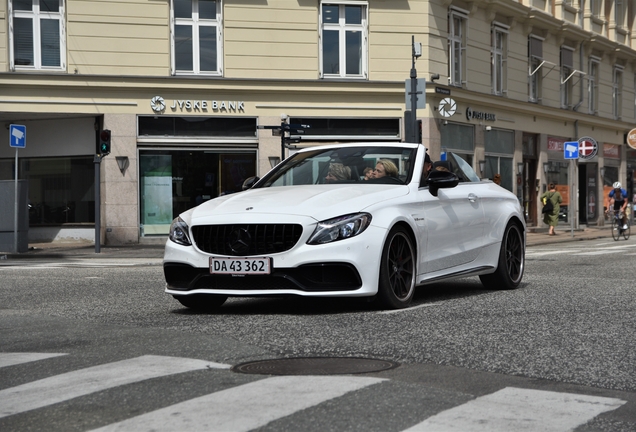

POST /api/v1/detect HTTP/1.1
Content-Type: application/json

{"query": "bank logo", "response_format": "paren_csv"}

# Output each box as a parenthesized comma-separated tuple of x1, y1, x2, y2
(150, 96, 166, 113)
(438, 98, 457, 118)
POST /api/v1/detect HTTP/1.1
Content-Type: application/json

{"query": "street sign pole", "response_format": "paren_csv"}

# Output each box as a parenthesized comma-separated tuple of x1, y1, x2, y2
(9, 124, 26, 253)
(410, 36, 417, 143)
(14, 148, 18, 253)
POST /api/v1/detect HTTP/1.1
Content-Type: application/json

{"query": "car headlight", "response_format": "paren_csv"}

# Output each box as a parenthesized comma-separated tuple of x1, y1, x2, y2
(169, 217, 192, 246)
(307, 213, 372, 245)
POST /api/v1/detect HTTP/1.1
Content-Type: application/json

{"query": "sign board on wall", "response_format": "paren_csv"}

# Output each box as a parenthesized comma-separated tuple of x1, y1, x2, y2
(627, 128, 636, 150)
(604, 143, 620, 159)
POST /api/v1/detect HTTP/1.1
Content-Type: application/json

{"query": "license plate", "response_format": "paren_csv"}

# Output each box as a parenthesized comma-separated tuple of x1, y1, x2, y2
(210, 257, 271, 275)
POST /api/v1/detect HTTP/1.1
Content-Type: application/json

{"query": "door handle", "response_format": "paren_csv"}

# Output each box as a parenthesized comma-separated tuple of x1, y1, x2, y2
(468, 193, 478, 202)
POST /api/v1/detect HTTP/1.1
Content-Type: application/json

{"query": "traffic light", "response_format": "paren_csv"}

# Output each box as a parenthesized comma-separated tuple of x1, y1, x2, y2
(99, 130, 111, 156)
(416, 120, 422, 143)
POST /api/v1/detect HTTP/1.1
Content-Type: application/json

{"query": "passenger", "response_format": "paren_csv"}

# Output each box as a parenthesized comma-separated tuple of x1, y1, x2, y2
(422, 153, 432, 180)
(362, 166, 374, 180)
(325, 163, 351, 183)
(373, 159, 399, 179)
(431, 160, 451, 172)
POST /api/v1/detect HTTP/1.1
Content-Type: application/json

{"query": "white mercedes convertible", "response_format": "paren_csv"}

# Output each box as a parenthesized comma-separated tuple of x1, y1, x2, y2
(163, 143, 525, 310)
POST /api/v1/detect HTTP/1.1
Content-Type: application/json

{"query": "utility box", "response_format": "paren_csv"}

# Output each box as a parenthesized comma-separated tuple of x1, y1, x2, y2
(0, 180, 29, 253)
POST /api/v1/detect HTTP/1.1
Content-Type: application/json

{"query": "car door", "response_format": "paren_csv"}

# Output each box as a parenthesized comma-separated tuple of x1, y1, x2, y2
(414, 182, 486, 276)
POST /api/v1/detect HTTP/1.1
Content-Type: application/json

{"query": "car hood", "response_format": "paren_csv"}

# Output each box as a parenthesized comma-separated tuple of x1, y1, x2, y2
(189, 184, 408, 224)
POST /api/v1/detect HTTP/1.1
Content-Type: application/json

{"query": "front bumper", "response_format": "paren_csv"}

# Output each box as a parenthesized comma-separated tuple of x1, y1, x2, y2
(163, 224, 386, 298)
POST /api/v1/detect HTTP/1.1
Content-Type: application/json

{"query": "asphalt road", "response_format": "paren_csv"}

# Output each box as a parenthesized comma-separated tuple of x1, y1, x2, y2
(1, 238, 635, 431)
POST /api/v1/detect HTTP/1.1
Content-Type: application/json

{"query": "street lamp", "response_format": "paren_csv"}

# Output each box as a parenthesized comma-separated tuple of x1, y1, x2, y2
(543, 162, 550, 174)
(600, 166, 605, 179)
(517, 162, 524, 175)
(479, 160, 485, 174)
(408, 35, 422, 143)
(268, 156, 281, 169)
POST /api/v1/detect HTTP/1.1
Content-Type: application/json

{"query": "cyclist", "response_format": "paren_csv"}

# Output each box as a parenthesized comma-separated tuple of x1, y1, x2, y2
(607, 182, 629, 230)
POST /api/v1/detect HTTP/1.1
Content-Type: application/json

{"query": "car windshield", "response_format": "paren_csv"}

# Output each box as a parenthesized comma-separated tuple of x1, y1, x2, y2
(258, 146, 417, 187)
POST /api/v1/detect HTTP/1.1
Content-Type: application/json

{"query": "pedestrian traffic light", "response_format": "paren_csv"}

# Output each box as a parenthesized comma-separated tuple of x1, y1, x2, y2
(99, 130, 111, 156)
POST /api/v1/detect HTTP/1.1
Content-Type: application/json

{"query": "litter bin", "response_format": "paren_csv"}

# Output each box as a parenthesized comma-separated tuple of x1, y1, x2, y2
(0, 180, 28, 253)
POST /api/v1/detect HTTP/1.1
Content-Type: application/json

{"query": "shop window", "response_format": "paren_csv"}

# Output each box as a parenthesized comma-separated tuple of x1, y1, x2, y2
(449, 8, 467, 87)
(441, 123, 474, 167)
(485, 128, 514, 191)
(9, 0, 65, 70)
(138, 116, 257, 137)
(289, 117, 400, 140)
(172, 0, 222, 75)
(139, 150, 256, 236)
(492, 23, 508, 96)
(5, 156, 95, 226)
(320, 2, 368, 79)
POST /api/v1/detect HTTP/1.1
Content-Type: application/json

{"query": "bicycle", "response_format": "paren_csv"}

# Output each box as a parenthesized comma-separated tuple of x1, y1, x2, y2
(609, 210, 630, 241)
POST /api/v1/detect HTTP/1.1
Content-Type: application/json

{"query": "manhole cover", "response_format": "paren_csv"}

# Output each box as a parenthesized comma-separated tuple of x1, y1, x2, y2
(232, 357, 399, 375)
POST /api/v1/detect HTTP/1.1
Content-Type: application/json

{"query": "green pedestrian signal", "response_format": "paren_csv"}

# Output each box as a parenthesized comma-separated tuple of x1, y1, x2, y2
(99, 130, 111, 156)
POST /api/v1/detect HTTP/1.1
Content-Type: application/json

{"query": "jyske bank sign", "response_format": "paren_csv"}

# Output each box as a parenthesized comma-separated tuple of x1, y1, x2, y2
(150, 96, 245, 114)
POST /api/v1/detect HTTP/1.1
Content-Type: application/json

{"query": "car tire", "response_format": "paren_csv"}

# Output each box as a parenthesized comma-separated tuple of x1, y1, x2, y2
(173, 294, 228, 310)
(377, 226, 416, 309)
(479, 221, 524, 290)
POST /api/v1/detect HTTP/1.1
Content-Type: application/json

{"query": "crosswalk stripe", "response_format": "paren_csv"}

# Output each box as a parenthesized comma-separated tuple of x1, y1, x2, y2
(91, 375, 385, 432)
(0, 355, 230, 419)
(402, 387, 626, 432)
(0, 352, 67, 368)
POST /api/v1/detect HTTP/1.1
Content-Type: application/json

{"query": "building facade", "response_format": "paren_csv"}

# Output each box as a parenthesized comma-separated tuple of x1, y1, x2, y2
(0, 0, 635, 245)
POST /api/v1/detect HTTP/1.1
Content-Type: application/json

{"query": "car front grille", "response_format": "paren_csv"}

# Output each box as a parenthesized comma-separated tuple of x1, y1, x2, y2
(164, 263, 362, 292)
(191, 224, 303, 256)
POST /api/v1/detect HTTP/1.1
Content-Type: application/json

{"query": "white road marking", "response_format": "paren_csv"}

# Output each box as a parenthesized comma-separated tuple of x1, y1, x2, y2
(0, 355, 229, 418)
(0, 352, 67, 368)
(403, 387, 626, 432)
(525, 250, 581, 257)
(379, 302, 442, 314)
(91, 375, 385, 432)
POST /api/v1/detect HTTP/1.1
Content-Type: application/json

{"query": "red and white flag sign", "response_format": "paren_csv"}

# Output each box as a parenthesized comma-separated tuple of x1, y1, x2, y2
(578, 136, 598, 160)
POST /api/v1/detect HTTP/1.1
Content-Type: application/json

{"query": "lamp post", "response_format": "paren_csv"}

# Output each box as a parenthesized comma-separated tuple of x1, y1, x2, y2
(408, 35, 422, 143)
(479, 160, 486, 175)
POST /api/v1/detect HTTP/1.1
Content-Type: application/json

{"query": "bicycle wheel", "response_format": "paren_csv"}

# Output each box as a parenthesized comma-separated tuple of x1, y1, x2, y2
(623, 221, 630, 240)
(612, 217, 620, 241)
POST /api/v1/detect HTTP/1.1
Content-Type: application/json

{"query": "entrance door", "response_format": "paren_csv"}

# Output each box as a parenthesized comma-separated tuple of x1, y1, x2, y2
(521, 159, 537, 226)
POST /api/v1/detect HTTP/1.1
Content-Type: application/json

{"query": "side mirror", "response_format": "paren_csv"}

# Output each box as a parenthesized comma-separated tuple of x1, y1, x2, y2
(428, 171, 459, 196)
(242, 176, 260, 191)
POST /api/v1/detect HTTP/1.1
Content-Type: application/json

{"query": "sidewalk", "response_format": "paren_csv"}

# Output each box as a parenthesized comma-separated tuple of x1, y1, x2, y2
(0, 226, 616, 262)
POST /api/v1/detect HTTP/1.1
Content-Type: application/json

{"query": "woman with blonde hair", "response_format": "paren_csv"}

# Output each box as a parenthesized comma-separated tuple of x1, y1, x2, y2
(325, 163, 351, 182)
(373, 159, 399, 178)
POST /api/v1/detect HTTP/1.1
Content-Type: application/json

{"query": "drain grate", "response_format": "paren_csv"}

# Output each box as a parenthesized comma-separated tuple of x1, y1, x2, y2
(232, 357, 399, 376)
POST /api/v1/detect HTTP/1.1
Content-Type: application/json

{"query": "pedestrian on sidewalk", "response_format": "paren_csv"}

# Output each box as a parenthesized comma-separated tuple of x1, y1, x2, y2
(541, 183, 562, 236)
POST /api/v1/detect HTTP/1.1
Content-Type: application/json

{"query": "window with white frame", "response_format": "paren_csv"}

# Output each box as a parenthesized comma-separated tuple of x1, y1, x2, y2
(492, 23, 508, 96)
(589, 0, 601, 16)
(449, 8, 467, 87)
(613, 66, 623, 120)
(588, 57, 599, 115)
(615, 0, 626, 28)
(320, 2, 368, 79)
(528, 36, 543, 103)
(9, 0, 65, 70)
(560, 46, 574, 109)
(172, 0, 222, 75)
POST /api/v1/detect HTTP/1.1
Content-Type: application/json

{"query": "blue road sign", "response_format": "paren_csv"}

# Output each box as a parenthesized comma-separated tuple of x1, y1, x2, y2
(9, 124, 26, 148)
(564, 141, 578, 159)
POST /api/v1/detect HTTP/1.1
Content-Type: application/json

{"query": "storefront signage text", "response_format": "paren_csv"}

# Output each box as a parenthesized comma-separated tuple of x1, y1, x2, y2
(150, 95, 245, 113)
(603, 143, 620, 159)
(169, 100, 245, 112)
(465, 107, 496, 122)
